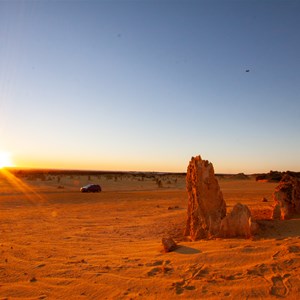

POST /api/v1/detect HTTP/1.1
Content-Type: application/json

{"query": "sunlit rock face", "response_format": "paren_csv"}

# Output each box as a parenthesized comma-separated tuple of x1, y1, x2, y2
(185, 155, 226, 240)
(161, 237, 177, 253)
(219, 203, 256, 238)
(272, 174, 300, 220)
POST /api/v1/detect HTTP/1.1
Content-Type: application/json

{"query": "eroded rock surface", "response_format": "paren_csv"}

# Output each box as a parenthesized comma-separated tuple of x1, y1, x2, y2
(272, 174, 300, 220)
(185, 155, 226, 240)
(219, 203, 256, 238)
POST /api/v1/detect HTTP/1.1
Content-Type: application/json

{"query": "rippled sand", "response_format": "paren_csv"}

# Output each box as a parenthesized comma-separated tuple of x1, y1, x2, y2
(1, 171, 299, 299)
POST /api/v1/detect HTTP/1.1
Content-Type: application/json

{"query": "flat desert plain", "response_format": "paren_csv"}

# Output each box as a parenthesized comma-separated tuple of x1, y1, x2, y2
(0, 171, 300, 299)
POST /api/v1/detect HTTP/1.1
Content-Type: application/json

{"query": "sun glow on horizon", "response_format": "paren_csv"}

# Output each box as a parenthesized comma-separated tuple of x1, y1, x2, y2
(0, 152, 14, 168)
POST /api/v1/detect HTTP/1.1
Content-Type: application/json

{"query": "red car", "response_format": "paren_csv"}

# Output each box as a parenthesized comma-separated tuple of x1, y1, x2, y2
(80, 184, 101, 193)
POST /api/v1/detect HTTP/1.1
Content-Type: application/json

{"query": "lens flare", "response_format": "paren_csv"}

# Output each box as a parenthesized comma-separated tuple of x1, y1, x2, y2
(0, 168, 45, 205)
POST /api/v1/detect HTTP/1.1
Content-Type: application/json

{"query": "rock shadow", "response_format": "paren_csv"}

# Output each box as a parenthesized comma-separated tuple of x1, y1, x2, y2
(255, 218, 300, 240)
(175, 245, 201, 255)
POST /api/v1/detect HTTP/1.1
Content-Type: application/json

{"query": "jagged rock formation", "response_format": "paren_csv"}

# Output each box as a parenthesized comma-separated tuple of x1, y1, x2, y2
(185, 155, 226, 240)
(272, 174, 300, 220)
(219, 203, 257, 238)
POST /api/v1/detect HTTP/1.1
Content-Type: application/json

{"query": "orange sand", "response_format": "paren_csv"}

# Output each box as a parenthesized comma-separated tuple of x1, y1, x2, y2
(0, 171, 299, 299)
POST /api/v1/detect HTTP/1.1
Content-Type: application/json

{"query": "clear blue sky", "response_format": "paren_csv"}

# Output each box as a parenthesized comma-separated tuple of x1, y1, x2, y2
(1, 0, 299, 173)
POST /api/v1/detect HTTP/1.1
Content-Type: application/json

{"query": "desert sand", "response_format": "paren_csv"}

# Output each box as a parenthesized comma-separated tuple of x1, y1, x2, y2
(0, 170, 299, 299)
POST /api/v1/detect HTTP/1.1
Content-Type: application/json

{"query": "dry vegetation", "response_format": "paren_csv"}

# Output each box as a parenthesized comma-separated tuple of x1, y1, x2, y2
(0, 169, 299, 299)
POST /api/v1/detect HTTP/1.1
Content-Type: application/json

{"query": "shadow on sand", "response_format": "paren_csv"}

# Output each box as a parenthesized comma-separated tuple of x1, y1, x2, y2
(256, 218, 300, 240)
(175, 245, 201, 255)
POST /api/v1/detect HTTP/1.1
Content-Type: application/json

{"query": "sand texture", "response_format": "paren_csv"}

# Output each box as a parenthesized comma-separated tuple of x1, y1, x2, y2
(1, 171, 300, 299)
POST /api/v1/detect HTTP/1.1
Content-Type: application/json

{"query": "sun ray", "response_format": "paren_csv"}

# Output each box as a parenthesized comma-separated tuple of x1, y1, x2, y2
(0, 168, 46, 205)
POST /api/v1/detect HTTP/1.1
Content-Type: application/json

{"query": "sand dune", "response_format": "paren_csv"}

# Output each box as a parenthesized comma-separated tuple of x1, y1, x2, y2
(0, 171, 299, 299)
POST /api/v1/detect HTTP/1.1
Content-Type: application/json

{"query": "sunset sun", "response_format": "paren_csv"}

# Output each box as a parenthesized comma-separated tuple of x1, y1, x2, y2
(0, 152, 13, 168)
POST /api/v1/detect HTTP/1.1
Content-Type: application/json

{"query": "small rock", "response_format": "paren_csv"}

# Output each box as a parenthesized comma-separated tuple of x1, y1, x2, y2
(262, 197, 268, 202)
(162, 237, 177, 252)
(30, 277, 37, 282)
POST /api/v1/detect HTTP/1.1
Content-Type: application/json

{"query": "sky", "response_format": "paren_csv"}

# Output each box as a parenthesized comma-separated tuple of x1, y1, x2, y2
(0, 0, 300, 173)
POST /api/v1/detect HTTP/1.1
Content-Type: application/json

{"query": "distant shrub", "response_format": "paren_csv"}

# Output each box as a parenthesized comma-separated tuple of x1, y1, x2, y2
(156, 179, 163, 188)
(256, 171, 283, 182)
